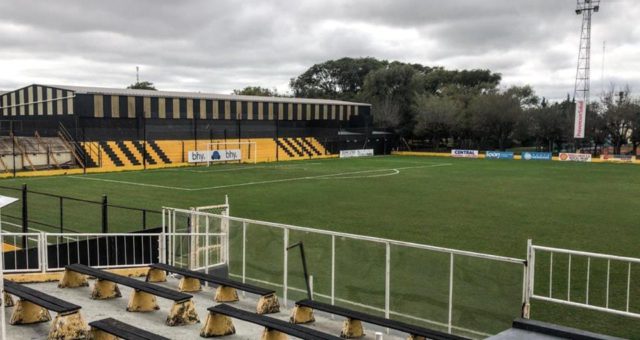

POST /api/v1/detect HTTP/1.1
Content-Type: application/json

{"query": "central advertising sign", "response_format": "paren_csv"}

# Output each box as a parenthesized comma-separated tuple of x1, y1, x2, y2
(451, 149, 479, 158)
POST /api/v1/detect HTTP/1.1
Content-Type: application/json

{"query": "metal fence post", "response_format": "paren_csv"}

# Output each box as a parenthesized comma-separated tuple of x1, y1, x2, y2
(142, 210, 147, 230)
(448, 253, 454, 334)
(21, 184, 28, 249)
(283, 228, 289, 308)
(242, 222, 247, 284)
(385, 242, 390, 319)
(40, 232, 47, 273)
(522, 239, 533, 319)
(101, 195, 108, 234)
(59, 197, 64, 233)
(331, 235, 335, 307)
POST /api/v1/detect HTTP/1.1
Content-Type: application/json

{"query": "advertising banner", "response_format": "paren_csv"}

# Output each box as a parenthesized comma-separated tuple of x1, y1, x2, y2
(521, 152, 552, 161)
(340, 149, 374, 158)
(574, 99, 586, 138)
(188, 149, 242, 163)
(559, 153, 592, 162)
(600, 154, 635, 163)
(486, 151, 514, 160)
(451, 149, 479, 158)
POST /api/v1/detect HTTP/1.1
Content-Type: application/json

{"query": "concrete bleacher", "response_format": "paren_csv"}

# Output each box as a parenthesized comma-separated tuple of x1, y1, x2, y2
(0, 136, 75, 171)
(4, 275, 405, 339)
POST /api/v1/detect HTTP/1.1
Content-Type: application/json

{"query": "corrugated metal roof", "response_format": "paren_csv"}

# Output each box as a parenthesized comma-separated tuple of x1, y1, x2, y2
(44, 84, 370, 106)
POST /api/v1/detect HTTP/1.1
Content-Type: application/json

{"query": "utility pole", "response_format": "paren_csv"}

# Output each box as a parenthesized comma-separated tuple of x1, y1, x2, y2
(573, 0, 601, 139)
(136, 66, 140, 84)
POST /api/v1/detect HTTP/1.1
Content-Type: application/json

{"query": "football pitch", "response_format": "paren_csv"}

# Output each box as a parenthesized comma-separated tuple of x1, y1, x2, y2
(0, 155, 639, 337)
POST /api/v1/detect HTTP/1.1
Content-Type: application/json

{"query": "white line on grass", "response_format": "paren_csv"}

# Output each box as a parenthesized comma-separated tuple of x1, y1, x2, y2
(70, 163, 452, 191)
(173, 162, 322, 173)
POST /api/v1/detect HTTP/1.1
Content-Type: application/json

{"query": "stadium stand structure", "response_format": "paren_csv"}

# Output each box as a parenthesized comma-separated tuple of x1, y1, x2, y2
(0, 84, 394, 172)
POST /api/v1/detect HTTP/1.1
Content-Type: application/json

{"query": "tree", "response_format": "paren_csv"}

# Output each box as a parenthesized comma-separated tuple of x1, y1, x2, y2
(371, 95, 401, 130)
(419, 68, 501, 95)
(413, 94, 460, 150)
(630, 101, 640, 155)
(362, 63, 423, 135)
(526, 105, 570, 152)
(468, 89, 523, 150)
(602, 86, 634, 154)
(232, 86, 281, 97)
(127, 81, 157, 90)
(290, 57, 387, 100)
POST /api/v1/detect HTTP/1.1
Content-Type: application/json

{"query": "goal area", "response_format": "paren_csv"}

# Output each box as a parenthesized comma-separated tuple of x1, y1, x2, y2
(207, 141, 257, 166)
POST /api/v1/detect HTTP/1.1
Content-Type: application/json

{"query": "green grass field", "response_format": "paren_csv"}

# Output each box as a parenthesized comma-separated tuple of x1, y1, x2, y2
(0, 155, 639, 337)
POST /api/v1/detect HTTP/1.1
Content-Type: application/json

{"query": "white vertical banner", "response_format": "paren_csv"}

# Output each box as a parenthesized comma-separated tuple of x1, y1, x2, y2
(574, 100, 586, 138)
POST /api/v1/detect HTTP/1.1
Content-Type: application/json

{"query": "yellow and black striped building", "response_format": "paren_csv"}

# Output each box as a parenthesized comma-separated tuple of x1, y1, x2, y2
(0, 84, 379, 168)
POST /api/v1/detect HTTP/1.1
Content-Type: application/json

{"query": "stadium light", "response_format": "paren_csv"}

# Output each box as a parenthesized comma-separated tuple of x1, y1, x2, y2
(0, 195, 19, 340)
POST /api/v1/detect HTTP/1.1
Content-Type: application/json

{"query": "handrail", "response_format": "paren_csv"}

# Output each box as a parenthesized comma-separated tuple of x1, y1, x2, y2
(57, 122, 85, 168)
(531, 244, 640, 264)
(165, 207, 526, 264)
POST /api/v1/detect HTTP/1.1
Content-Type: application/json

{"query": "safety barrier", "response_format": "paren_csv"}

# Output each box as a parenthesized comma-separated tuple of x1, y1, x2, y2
(524, 241, 640, 320)
(163, 207, 526, 338)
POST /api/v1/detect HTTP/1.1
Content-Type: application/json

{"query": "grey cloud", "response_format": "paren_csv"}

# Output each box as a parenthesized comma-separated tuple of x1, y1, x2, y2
(0, 0, 638, 100)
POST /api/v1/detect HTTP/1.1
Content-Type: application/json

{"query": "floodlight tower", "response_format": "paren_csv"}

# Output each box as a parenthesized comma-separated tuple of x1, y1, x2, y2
(573, 0, 600, 139)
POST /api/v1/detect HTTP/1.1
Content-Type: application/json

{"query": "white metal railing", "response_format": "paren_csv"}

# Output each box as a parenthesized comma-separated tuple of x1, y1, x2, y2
(525, 240, 640, 320)
(0, 233, 43, 273)
(44, 232, 162, 271)
(164, 207, 526, 338)
(0, 231, 226, 273)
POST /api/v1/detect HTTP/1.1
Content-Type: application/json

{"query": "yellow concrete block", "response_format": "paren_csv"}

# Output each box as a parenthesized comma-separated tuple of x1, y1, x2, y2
(200, 311, 235, 337)
(341, 318, 364, 338)
(261, 328, 288, 340)
(10, 299, 51, 325)
(48, 311, 89, 340)
(126, 290, 159, 312)
(214, 286, 239, 302)
(178, 276, 201, 292)
(145, 268, 167, 283)
(91, 279, 121, 300)
(166, 299, 200, 326)
(290, 305, 314, 324)
(256, 293, 280, 314)
(58, 270, 88, 288)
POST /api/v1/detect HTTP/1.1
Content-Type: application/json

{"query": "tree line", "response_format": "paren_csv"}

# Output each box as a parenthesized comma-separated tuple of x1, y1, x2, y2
(277, 57, 640, 154)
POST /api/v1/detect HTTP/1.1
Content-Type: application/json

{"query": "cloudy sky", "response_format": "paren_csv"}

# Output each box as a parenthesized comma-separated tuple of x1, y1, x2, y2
(0, 0, 638, 100)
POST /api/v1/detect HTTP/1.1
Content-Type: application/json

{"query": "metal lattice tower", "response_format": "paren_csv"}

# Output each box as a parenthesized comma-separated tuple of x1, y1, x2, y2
(573, 0, 600, 138)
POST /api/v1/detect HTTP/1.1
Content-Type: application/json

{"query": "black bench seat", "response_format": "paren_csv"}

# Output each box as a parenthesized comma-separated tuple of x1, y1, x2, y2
(4, 280, 88, 338)
(64, 263, 191, 302)
(89, 317, 170, 340)
(147, 262, 279, 314)
(293, 299, 470, 340)
(59, 263, 199, 326)
(201, 303, 342, 340)
(5, 280, 80, 314)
